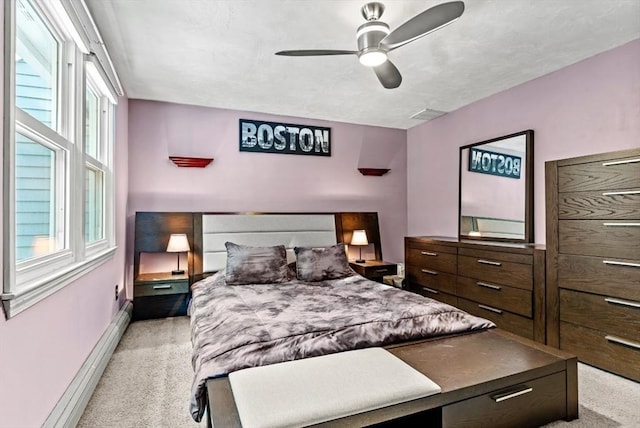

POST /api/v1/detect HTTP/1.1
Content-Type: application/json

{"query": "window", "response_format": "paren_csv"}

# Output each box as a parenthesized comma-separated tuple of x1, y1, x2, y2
(15, 0, 59, 131)
(84, 65, 114, 247)
(3, 0, 120, 318)
(15, 130, 65, 262)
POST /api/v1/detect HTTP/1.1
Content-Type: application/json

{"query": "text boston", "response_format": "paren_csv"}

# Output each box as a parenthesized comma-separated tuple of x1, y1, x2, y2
(469, 147, 521, 179)
(240, 119, 331, 156)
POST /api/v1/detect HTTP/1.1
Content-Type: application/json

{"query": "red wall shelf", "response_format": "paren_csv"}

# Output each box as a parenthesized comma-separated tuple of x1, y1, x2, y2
(358, 168, 390, 176)
(169, 156, 214, 168)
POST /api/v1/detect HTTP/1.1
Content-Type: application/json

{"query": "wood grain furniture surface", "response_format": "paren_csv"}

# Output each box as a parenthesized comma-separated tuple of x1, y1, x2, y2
(350, 260, 397, 282)
(546, 147, 640, 381)
(405, 237, 546, 343)
(207, 329, 577, 428)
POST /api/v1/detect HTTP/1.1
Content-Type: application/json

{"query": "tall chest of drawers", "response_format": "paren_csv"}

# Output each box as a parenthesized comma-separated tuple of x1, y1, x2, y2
(546, 147, 640, 381)
(405, 237, 546, 343)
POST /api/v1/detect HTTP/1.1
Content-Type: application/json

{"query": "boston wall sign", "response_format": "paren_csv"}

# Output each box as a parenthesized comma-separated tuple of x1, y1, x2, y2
(469, 147, 521, 179)
(239, 119, 331, 156)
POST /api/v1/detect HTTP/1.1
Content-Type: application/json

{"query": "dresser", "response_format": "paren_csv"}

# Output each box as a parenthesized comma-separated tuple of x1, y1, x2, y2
(546, 147, 640, 381)
(405, 237, 546, 343)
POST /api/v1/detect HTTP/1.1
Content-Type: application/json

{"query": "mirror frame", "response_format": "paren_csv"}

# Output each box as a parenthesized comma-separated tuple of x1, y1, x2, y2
(458, 130, 534, 243)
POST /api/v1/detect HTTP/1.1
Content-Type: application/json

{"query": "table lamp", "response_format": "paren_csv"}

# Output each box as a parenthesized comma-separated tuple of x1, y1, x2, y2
(167, 233, 190, 275)
(350, 229, 368, 263)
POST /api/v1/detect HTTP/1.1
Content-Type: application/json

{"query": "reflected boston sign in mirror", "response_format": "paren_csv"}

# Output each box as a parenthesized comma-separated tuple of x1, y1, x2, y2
(459, 130, 534, 242)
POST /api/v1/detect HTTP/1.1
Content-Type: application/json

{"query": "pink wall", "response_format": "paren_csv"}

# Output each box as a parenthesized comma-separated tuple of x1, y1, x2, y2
(126, 100, 407, 293)
(407, 39, 640, 243)
(0, 5, 129, 421)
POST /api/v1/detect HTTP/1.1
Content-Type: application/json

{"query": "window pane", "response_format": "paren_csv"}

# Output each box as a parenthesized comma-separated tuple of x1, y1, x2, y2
(15, 0, 59, 131)
(85, 86, 99, 158)
(85, 167, 104, 243)
(15, 133, 62, 261)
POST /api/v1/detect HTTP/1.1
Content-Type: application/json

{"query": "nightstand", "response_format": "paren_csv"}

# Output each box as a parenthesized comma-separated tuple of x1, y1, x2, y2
(133, 272, 189, 320)
(349, 260, 397, 283)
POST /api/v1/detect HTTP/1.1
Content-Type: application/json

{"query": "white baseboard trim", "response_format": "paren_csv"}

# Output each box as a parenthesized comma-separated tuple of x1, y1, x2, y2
(43, 300, 133, 428)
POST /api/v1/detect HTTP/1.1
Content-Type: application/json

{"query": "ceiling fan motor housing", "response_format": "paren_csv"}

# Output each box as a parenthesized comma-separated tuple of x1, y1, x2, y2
(356, 20, 390, 55)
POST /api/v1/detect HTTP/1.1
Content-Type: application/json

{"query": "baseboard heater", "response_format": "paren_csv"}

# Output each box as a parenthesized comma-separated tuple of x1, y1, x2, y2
(42, 300, 132, 428)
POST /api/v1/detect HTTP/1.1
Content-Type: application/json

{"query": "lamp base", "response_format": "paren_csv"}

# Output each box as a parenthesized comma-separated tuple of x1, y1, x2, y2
(355, 259, 365, 263)
(171, 269, 185, 275)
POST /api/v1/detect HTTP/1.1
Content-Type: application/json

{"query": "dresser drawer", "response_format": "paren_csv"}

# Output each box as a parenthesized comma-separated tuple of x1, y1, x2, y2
(413, 286, 458, 307)
(558, 220, 640, 259)
(458, 255, 532, 290)
(457, 276, 532, 318)
(559, 289, 640, 340)
(558, 190, 640, 220)
(558, 155, 640, 193)
(443, 371, 566, 428)
(350, 262, 397, 281)
(406, 265, 456, 294)
(560, 322, 640, 381)
(558, 254, 640, 300)
(457, 297, 533, 340)
(135, 280, 189, 297)
(406, 247, 457, 274)
(133, 294, 189, 320)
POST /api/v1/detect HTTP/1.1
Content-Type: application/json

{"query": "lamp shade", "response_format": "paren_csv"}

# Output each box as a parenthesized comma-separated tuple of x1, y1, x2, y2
(167, 234, 190, 252)
(350, 230, 369, 246)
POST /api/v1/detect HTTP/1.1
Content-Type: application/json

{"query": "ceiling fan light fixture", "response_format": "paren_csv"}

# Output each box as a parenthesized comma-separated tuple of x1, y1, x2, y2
(358, 50, 387, 67)
(356, 22, 390, 39)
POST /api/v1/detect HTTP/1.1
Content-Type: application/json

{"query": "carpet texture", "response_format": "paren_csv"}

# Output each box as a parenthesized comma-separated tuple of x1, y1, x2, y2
(78, 317, 640, 428)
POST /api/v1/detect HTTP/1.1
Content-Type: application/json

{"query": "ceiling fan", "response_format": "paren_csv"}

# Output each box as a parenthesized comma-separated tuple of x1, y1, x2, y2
(275, 1, 465, 89)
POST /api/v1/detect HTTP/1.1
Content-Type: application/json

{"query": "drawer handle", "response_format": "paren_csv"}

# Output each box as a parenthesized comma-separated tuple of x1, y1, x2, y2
(602, 158, 640, 166)
(153, 285, 173, 290)
(602, 190, 640, 196)
(604, 297, 640, 309)
(421, 269, 438, 275)
(478, 304, 503, 314)
(605, 335, 640, 350)
(492, 387, 533, 403)
(477, 281, 502, 291)
(375, 269, 389, 273)
(421, 251, 438, 256)
(421, 287, 439, 294)
(603, 260, 640, 268)
(477, 259, 502, 267)
(603, 222, 640, 227)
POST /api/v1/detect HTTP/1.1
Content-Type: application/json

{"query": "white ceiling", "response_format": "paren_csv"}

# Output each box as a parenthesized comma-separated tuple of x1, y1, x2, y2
(86, 0, 640, 129)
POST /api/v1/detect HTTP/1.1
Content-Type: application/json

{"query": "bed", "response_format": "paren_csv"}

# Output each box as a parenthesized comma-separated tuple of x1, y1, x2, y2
(185, 212, 577, 427)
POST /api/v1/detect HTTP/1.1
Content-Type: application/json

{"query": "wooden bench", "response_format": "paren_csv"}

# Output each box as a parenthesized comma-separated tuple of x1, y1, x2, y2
(207, 329, 578, 427)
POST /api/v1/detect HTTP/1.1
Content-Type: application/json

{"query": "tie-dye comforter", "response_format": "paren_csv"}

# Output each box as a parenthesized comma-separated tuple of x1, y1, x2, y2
(189, 271, 494, 421)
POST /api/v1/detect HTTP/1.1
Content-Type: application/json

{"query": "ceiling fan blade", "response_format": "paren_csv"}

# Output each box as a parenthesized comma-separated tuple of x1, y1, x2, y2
(275, 50, 357, 56)
(380, 1, 465, 50)
(373, 60, 402, 89)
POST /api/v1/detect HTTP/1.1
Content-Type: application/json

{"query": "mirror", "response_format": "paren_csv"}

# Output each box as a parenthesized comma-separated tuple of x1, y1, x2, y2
(459, 130, 533, 242)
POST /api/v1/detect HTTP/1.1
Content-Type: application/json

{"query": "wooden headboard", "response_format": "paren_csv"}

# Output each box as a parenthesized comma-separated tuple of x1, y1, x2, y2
(134, 212, 383, 282)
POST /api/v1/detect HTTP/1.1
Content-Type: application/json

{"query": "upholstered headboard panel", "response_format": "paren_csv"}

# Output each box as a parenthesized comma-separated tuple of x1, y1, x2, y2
(201, 214, 338, 272)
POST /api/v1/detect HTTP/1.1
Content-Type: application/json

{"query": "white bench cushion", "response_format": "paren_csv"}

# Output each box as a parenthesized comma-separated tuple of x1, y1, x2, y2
(228, 347, 441, 428)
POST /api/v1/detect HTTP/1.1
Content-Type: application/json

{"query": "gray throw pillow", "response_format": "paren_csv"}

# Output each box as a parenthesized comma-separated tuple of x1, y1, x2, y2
(294, 243, 352, 282)
(225, 242, 290, 285)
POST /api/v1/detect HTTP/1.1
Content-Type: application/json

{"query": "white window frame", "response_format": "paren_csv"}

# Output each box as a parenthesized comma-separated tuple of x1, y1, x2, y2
(84, 62, 114, 256)
(2, 0, 119, 318)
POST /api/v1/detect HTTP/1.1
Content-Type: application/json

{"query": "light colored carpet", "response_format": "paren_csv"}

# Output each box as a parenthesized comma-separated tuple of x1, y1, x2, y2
(78, 317, 640, 427)
(77, 317, 203, 428)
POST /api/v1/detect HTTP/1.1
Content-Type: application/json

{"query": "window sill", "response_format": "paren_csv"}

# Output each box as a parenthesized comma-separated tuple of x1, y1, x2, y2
(2, 246, 117, 319)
